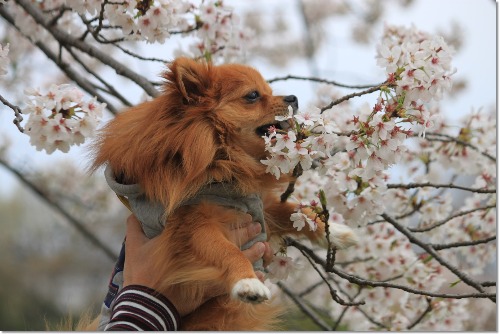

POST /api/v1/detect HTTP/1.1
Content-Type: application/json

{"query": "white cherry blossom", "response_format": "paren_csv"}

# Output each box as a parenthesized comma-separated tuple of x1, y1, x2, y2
(22, 84, 105, 154)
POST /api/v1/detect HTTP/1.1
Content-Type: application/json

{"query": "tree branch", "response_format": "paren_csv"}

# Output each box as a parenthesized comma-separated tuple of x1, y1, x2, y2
(14, 0, 159, 98)
(300, 243, 365, 306)
(320, 83, 388, 113)
(285, 237, 496, 300)
(430, 235, 496, 251)
(0, 6, 119, 114)
(407, 297, 433, 330)
(267, 74, 383, 89)
(0, 93, 24, 132)
(409, 204, 496, 233)
(424, 132, 496, 163)
(64, 47, 132, 109)
(381, 213, 495, 303)
(387, 182, 495, 194)
(0, 157, 116, 261)
(277, 282, 332, 331)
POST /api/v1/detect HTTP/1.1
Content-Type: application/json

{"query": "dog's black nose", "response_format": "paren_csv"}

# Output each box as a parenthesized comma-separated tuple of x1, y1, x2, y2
(283, 95, 298, 113)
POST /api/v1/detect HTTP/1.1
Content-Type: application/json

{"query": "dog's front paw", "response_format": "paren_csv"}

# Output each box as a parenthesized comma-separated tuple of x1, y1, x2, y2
(231, 278, 271, 304)
(318, 223, 358, 249)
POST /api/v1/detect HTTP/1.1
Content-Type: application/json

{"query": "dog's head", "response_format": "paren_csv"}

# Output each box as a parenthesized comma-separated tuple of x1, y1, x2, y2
(93, 57, 298, 211)
(164, 57, 298, 159)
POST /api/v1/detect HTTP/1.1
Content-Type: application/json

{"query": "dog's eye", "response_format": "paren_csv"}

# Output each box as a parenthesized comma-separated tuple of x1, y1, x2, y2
(244, 91, 260, 103)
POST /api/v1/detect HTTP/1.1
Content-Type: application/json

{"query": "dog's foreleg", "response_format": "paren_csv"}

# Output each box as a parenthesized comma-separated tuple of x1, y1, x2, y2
(190, 220, 271, 303)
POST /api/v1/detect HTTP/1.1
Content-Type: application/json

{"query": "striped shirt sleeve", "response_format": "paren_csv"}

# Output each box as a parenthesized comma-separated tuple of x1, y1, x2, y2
(104, 285, 181, 331)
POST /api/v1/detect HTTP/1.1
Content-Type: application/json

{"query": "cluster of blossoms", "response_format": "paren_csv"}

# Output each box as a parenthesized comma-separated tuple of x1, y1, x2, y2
(400, 108, 497, 276)
(376, 24, 455, 136)
(177, 1, 254, 62)
(318, 223, 469, 331)
(50, 0, 251, 61)
(97, 0, 192, 44)
(262, 102, 411, 228)
(262, 24, 456, 228)
(23, 84, 105, 154)
(261, 25, 495, 330)
(4, 1, 252, 62)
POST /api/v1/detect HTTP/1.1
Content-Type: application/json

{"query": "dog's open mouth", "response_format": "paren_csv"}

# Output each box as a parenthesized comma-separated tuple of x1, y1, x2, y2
(256, 120, 292, 137)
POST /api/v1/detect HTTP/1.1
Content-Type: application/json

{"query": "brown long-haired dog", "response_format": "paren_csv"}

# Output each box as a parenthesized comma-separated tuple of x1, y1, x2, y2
(92, 58, 326, 330)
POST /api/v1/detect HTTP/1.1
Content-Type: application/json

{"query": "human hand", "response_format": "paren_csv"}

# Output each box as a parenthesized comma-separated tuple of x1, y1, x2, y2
(122, 214, 273, 313)
(226, 213, 273, 281)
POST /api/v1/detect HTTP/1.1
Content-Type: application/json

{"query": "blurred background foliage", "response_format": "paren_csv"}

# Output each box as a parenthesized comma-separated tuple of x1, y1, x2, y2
(0, 168, 125, 330)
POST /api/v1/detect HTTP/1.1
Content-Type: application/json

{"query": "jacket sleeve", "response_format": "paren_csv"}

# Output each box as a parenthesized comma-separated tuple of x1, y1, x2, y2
(104, 285, 181, 331)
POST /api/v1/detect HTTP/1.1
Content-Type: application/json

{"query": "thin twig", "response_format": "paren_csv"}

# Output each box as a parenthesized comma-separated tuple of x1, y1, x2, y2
(280, 163, 303, 202)
(267, 74, 383, 89)
(15, 0, 159, 98)
(354, 304, 389, 330)
(407, 297, 433, 330)
(332, 289, 363, 330)
(0, 158, 116, 261)
(320, 83, 387, 113)
(430, 235, 496, 251)
(481, 281, 496, 287)
(298, 280, 325, 297)
(299, 243, 364, 306)
(409, 204, 496, 233)
(65, 47, 132, 109)
(381, 213, 495, 303)
(0, 93, 24, 132)
(285, 238, 496, 300)
(387, 182, 495, 194)
(424, 132, 496, 163)
(277, 282, 332, 331)
(112, 43, 169, 63)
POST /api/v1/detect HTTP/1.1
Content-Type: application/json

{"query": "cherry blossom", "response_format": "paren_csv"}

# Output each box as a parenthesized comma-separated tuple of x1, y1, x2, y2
(375, 24, 455, 136)
(22, 84, 105, 154)
(376, 44, 401, 73)
(266, 255, 298, 283)
(257, 22, 495, 330)
(290, 212, 312, 232)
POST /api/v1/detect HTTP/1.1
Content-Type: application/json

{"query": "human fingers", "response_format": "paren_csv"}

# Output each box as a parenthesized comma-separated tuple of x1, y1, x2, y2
(249, 242, 272, 283)
(241, 241, 265, 264)
(125, 214, 149, 251)
(227, 214, 262, 247)
(123, 215, 161, 288)
(262, 242, 273, 268)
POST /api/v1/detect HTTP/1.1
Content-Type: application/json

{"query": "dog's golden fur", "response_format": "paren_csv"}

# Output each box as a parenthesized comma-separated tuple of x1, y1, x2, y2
(91, 58, 325, 330)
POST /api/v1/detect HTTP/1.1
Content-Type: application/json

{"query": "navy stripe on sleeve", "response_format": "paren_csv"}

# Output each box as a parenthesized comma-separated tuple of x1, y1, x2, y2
(105, 285, 181, 331)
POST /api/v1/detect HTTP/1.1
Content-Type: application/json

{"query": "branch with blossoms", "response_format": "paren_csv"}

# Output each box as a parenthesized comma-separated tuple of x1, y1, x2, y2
(285, 238, 495, 300)
(0, 0, 253, 153)
(282, 236, 494, 330)
(261, 23, 496, 330)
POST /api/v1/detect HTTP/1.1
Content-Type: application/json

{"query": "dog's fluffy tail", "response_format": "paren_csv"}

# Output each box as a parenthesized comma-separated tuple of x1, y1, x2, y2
(49, 311, 99, 331)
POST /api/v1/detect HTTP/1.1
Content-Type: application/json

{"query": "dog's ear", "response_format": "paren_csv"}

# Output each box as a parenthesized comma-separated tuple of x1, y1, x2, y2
(165, 57, 211, 104)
